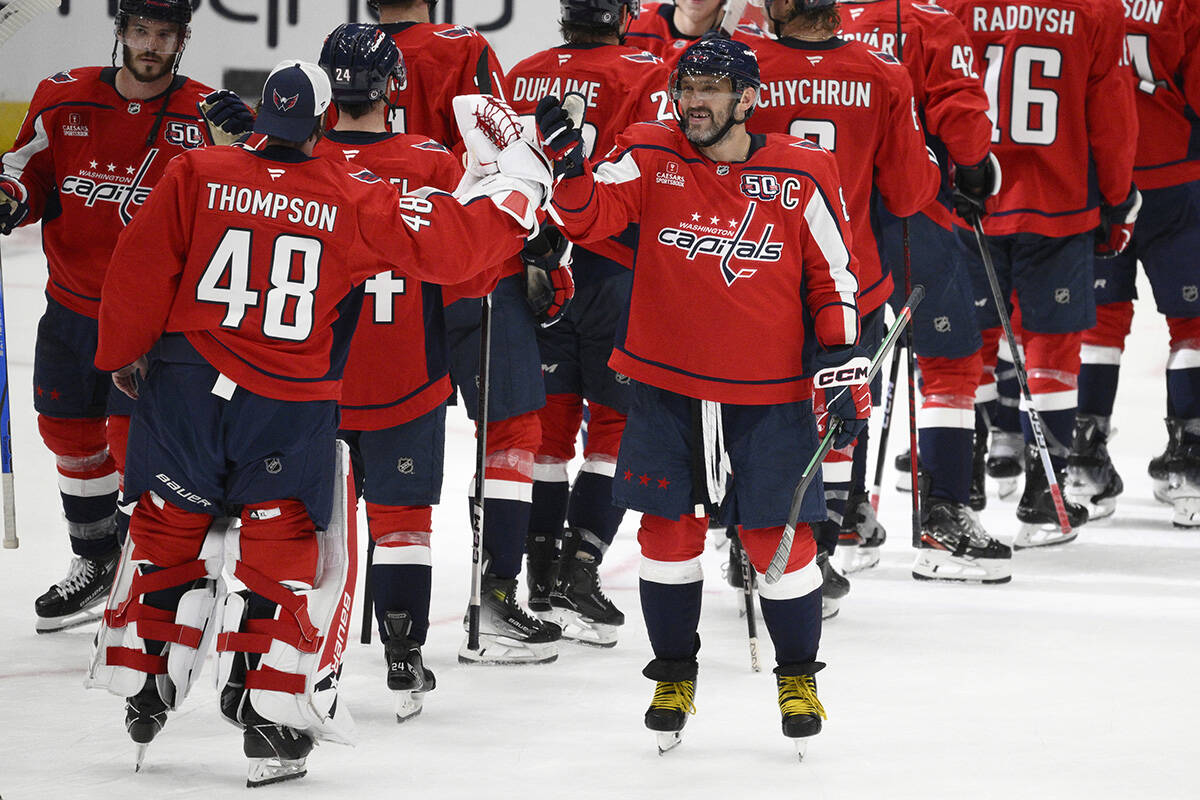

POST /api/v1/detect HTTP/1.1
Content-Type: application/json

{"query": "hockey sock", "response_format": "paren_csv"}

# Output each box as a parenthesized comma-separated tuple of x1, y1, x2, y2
(994, 345, 1023, 435)
(918, 354, 981, 505)
(529, 473, 569, 542)
(40, 416, 120, 559)
(480, 496, 529, 579)
(567, 468, 626, 561)
(637, 513, 705, 659)
(639, 579, 703, 661)
(1023, 331, 1081, 470)
(478, 416, 539, 580)
(758, 587, 822, 666)
(370, 563, 432, 645)
(1079, 302, 1132, 417)
(1167, 317, 1200, 433)
(849, 426, 870, 497)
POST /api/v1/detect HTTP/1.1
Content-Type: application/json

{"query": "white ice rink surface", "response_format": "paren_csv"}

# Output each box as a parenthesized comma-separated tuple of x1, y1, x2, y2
(1, 227, 1198, 800)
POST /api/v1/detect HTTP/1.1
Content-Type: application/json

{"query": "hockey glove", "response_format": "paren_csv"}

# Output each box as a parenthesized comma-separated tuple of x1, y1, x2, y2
(522, 224, 575, 327)
(199, 90, 254, 146)
(0, 177, 29, 235)
(111, 356, 148, 401)
(1095, 184, 1142, 258)
(951, 153, 1001, 225)
(534, 94, 586, 179)
(812, 346, 872, 450)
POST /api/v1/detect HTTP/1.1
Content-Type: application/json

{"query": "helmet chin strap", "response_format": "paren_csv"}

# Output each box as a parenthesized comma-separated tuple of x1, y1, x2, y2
(681, 95, 750, 149)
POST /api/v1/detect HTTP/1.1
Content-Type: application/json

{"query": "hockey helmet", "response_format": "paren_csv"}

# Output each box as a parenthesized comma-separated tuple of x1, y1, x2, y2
(369, 0, 439, 11)
(117, 0, 193, 26)
(671, 34, 761, 96)
(560, 0, 641, 26)
(319, 24, 407, 105)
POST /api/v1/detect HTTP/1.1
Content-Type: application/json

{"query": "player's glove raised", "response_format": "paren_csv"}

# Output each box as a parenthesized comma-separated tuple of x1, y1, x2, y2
(199, 90, 254, 146)
(534, 94, 586, 179)
(522, 224, 575, 327)
(1095, 184, 1142, 258)
(812, 346, 872, 449)
(951, 153, 1001, 225)
(0, 177, 29, 235)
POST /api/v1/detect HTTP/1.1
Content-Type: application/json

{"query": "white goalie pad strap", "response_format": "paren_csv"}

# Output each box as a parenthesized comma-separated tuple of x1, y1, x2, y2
(86, 525, 228, 706)
(242, 440, 358, 745)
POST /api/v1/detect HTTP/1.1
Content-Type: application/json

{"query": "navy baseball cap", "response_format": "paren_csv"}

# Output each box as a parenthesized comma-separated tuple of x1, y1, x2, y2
(254, 60, 333, 141)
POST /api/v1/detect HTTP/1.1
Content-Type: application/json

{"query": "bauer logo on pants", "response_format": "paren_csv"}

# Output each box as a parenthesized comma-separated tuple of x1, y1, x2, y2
(1184, 286, 1198, 302)
(814, 357, 871, 388)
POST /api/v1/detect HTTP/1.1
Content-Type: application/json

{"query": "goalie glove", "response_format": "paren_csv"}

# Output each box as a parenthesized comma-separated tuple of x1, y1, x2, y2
(534, 93, 587, 179)
(0, 177, 29, 235)
(951, 153, 1001, 225)
(522, 225, 575, 326)
(812, 346, 872, 449)
(199, 90, 255, 147)
(1095, 184, 1142, 259)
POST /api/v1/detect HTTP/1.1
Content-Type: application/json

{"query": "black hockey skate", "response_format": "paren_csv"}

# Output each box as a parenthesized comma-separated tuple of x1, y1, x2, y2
(459, 574, 561, 665)
(126, 675, 169, 772)
(1015, 446, 1087, 548)
(838, 492, 885, 574)
(1149, 417, 1184, 503)
(35, 548, 119, 633)
(242, 705, 314, 788)
(913, 500, 1012, 583)
(525, 530, 559, 613)
(1065, 414, 1123, 519)
(894, 449, 917, 492)
(775, 662, 827, 760)
(643, 657, 698, 755)
(383, 611, 436, 722)
(1166, 439, 1200, 527)
(548, 528, 624, 647)
(969, 428, 988, 511)
(986, 430, 1024, 499)
(816, 551, 849, 620)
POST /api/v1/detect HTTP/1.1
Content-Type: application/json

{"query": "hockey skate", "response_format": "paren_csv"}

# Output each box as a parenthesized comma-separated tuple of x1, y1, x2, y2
(525, 530, 559, 614)
(1015, 446, 1087, 548)
(838, 493, 885, 574)
(221, 650, 313, 788)
(1065, 414, 1123, 519)
(125, 675, 169, 772)
(969, 428, 988, 511)
(986, 430, 1024, 499)
(1166, 440, 1200, 527)
(35, 549, 119, 633)
(775, 663, 826, 761)
(383, 611, 435, 722)
(912, 501, 1012, 583)
(642, 657, 697, 755)
(458, 574, 561, 665)
(816, 551, 849, 620)
(547, 529, 624, 647)
(1149, 418, 1184, 503)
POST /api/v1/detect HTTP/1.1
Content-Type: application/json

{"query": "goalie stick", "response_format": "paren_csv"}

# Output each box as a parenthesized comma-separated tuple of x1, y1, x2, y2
(0, 0, 58, 49)
(764, 286, 926, 585)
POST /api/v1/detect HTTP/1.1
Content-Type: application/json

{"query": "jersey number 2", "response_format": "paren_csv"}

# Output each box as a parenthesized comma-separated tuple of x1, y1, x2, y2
(197, 228, 321, 341)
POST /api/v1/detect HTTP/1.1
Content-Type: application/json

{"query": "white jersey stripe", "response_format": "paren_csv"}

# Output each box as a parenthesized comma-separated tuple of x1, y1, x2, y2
(2, 112, 47, 181)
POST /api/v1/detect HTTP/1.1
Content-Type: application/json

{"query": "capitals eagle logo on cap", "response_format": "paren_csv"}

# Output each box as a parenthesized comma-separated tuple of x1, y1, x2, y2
(273, 89, 300, 112)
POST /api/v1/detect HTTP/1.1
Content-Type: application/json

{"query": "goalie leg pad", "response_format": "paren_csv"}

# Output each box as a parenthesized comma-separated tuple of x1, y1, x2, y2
(216, 441, 358, 745)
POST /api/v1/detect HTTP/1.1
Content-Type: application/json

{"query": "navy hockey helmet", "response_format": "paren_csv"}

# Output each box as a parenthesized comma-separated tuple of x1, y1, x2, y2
(560, 0, 641, 27)
(671, 34, 761, 96)
(117, 0, 193, 27)
(369, 0, 439, 11)
(319, 24, 406, 105)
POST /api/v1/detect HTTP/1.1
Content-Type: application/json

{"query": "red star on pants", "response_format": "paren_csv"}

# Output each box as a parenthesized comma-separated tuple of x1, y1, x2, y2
(50, 389, 61, 401)
(639, 474, 650, 486)
(624, 469, 633, 481)
(35, 386, 44, 397)
(658, 478, 670, 489)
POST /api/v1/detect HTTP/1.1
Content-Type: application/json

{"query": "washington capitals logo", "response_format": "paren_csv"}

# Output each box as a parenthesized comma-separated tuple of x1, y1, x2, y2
(657, 202, 783, 287)
(273, 89, 300, 113)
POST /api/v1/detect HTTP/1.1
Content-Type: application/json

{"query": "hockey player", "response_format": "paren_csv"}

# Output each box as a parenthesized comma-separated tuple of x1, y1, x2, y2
(506, 0, 671, 646)
(537, 36, 868, 755)
(839, 0, 1011, 582)
(1068, 0, 1200, 526)
(0, 0, 254, 633)
(370, 0, 565, 663)
(942, 0, 1139, 548)
(743, 0, 939, 605)
(625, 1, 728, 58)
(87, 60, 551, 783)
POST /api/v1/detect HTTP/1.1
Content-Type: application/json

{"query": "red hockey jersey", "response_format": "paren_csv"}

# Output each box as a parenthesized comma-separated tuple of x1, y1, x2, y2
(506, 41, 673, 271)
(313, 131, 495, 430)
(942, 0, 1137, 236)
(743, 35, 940, 315)
(839, 0, 994, 231)
(1122, 0, 1200, 189)
(96, 146, 528, 402)
(1, 67, 217, 318)
(553, 122, 860, 405)
(624, 2, 768, 64)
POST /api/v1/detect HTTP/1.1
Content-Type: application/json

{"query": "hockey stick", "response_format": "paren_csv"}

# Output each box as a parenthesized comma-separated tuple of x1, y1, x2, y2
(359, 539, 374, 644)
(764, 286, 925, 584)
(0, 242, 15, 549)
(718, 0, 748, 36)
(731, 529, 761, 672)
(0, 0, 58, 49)
(868, 344, 902, 511)
(969, 217, 1072, 534)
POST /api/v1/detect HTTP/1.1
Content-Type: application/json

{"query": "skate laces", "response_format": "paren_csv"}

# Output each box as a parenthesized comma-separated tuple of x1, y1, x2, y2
(650, 680, 696, 715)
(55, 556, 96, 597)
(777, 675, 827, 720)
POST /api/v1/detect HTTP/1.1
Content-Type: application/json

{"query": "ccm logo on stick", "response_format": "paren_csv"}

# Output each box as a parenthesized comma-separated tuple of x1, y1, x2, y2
(814, 357, 871, 388)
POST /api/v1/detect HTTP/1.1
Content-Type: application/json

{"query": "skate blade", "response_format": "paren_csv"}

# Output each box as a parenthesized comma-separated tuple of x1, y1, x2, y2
(555, 609, 620, 648)
(134, 744, 148, 773)
(393, 690, 425, 723)
(457, 636, 558, 665)
(994, 476, 1020, 500)
(655, 731, 682, 755)
(1013, 522, 1078, 550)
(35, 609, 102, 634)
(792, 737, 810, 761)
(912, 551, 1012, 584)
(840, 545, 880, 575)
(1171, 496, 1200, 527)
(246, 757, 307, 788)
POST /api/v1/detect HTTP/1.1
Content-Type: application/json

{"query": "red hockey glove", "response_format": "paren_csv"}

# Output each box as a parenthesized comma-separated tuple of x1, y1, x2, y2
(199, 90, 255, 146)
(812, 346, 872, 449)
(0, 177, 29, 235)
(522, 225, 575, 326)
(1095, 184, 1142, 258)
(951, 153, 1001, 225)
(111, 356, 148, 400)
(534, 94, 586, 179)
